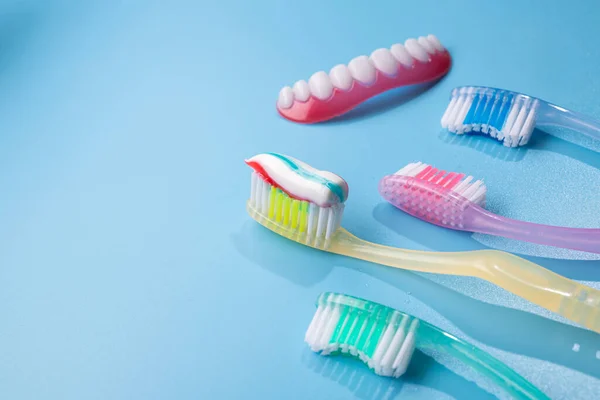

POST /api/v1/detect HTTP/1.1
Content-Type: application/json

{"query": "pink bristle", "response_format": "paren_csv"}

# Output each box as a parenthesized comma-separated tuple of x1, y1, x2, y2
(436, 172, 456, 187)
(415, 166, 434, 179)
(421, 168, 439, 181)
(442, 173, 465, 190)
(380, 162, 487, 229)
(432, 170, 446, 184)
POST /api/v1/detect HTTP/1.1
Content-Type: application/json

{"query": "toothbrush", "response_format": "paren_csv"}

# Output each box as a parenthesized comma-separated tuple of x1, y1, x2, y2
(277, 35, 451, 124)
(306, 292, 550, 400)
(378, 162, 600, 254)
(441, 85, 600, 147)
(245, 152, 600, 333)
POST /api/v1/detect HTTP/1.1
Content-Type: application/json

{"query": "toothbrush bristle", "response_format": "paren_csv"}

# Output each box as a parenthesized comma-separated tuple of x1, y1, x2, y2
(379, 162, 487, 229)
(441, 86, 540, 147)
(248, 171, 344, 248)
(305, 292, 418, 378)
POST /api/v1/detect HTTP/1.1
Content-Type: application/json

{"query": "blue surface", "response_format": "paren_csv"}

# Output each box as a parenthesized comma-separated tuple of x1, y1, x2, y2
(0, 1, 599, 399)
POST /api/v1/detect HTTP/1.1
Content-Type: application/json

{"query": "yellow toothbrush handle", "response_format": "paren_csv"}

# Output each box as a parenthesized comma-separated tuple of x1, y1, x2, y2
(330, 228, 600, 333)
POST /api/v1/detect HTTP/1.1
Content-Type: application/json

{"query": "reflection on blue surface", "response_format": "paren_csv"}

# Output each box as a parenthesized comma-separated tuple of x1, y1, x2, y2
(234, 219, 600, 381)
(0, 0, 599, 399)
(300, 348, 498, 400)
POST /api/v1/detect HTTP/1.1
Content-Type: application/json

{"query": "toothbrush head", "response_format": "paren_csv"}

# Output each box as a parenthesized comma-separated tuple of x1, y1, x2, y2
(378, 162, 487, 229)
(441, 86, 540, 147)
(245, 152, 348, 250)
(305, 292, 420, 378)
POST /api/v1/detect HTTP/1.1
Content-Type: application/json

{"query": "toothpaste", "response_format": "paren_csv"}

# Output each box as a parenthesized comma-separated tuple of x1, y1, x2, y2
(245, 153, 349, 207)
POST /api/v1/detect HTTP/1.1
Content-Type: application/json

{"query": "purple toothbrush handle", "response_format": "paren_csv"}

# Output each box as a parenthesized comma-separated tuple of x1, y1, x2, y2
(465, 206, 600, 254)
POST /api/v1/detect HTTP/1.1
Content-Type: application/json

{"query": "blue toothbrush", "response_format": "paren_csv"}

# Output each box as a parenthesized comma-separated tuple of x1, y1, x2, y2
(441, 85, 600, 147)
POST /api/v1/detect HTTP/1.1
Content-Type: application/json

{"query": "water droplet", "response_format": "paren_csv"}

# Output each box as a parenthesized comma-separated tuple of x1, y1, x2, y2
(365, 283, 369, 288)
(596, 351, 600, 360)
(572, 343, 580, 352)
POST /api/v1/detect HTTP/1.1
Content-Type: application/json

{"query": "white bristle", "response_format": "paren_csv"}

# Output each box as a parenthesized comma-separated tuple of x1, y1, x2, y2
(394, 161, 428, 177)
(261, 181, 269, 214)
(380, 315, 409, 371)
(250, 172, 257, 204)
(502, 97, 521, 138)
(392, 319, 419, 377)
(519, 99, 539, 146)
(440, 91, 459, 127)
(453, 88, 475, 133)
(320, 306, 341, 351)
(248, 172, 344, 246)
(316, 207, 327, 238)
(371, 313, 398, 368)
(305, 305, 325, 343)
(441, 86, 539, 147)
(254, 177, 262, 208)
(305, 294, 418, 379)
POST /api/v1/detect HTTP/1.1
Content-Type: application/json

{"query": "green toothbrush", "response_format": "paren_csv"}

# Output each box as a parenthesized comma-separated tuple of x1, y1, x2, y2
(305, 292, 549, 400)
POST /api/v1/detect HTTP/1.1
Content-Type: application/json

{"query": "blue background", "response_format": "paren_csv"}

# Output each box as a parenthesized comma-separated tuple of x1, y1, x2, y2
(0, 1, 599, 399)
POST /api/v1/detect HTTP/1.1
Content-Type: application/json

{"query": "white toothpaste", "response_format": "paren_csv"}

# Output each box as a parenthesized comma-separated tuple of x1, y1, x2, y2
(245, 153, 349, 207)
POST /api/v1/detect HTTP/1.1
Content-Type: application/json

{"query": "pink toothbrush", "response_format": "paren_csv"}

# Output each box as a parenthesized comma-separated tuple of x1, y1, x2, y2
(378, 162, 600, 254)
(276, 35, 451, 124)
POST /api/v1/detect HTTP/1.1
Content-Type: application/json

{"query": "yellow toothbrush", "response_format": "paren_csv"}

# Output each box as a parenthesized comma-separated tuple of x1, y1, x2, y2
(245, 152, 600, 334)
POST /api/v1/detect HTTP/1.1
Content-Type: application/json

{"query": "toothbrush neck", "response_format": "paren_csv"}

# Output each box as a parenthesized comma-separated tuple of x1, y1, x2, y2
(467, 206, 600, 254)
(417, 323, 550, 400)
(538, 102, 600, 141)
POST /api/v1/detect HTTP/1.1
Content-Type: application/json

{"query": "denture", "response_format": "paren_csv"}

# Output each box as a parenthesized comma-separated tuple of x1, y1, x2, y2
(276, 35, 451, 123)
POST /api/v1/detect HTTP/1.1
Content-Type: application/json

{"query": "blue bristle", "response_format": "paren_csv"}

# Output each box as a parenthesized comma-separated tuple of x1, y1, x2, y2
(480, 94, 499, 130)
(463, 94, 480, 125)
(487, 93, 513, 132)
(472, 93, 491, 127)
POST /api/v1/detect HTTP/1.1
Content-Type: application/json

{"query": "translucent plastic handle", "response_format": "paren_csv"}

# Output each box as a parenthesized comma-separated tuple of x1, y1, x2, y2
(538, 101, 600, 141)
(418, 323, 550, 400)
(465, 206, 600, 254)
(329, 228, 600, 333)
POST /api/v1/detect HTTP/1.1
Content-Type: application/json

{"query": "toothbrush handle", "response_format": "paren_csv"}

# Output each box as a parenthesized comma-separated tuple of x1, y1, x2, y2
(331, 228, 600, 333)
(419, 323, 549, 400)
(467, 206, 600, 254)
(539, 102, 600, 141)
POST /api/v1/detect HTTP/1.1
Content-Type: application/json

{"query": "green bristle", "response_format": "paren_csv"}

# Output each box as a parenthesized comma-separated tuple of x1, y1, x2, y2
(330, 306, 350, 344)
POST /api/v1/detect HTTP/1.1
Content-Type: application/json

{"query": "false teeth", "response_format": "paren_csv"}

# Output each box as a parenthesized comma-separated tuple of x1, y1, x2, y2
(348, 55, 377, 86)
(308, 71, 334, 100)
(329, 64, 353, 91)
(427, 35, 444, 52)
(404, 39, 429, 62)
(390, 44, 414, 67)
(293, 80, 310, 102)
(277, 86, 294, 109)
(369, 48, 399, 77)
(276, 34, 450, 123)
(417, 36, 436, 55)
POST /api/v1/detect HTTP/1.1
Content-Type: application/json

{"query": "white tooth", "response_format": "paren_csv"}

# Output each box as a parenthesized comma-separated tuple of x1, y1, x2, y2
(347, 55, 376, 86)
(418, 36, 436, 54)
(369, 48, 399, 77)
(390, 44, 414, 67)
(308, 71, 334, 100)
(292, 80, 310, 102)
(427, 34, 444, 52)
(277, 86, 294, 109)
(404, 38, 429, 62)
(329, 64, 353, 91)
